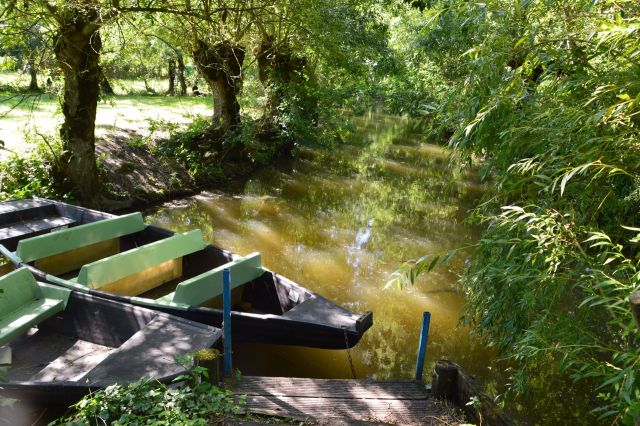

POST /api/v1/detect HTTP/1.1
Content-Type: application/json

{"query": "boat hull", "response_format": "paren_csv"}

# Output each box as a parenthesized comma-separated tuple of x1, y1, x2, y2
(97, 288, 373, 349)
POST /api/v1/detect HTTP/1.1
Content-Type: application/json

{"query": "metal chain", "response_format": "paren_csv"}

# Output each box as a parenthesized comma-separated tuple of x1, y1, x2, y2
(342, 326, 357, 379)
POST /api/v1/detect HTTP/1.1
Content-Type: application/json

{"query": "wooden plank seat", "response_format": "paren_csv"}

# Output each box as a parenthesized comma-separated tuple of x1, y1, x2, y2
(13, 213, 145, 275)
(0, 268, 70, 346)
(68, 230, 208, 297)
(44, 228, 265, 308)
(167, 252, 264, 306)
(0, 216, 76, 241)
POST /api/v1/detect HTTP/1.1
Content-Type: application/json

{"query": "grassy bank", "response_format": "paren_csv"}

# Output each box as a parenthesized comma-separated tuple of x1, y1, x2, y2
(0, 76, 211, 156)
(0, 72, 270, 206)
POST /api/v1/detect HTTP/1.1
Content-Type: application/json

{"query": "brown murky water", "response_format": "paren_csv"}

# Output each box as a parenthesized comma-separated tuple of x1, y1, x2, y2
(145, 112, 495, 382)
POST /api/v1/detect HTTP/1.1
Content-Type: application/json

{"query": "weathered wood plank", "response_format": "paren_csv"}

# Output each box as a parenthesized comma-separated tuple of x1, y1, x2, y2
(236, 376, 427, 400)
(240, 395, 438, 424)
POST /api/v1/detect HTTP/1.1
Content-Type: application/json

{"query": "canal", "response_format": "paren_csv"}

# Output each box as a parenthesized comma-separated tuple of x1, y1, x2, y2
(146, 112, 496, 383)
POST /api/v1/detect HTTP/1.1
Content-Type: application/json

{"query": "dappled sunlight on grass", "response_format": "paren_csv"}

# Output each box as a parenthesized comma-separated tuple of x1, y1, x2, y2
(0, 90, 211, 157)
(0, 71, 263, 158)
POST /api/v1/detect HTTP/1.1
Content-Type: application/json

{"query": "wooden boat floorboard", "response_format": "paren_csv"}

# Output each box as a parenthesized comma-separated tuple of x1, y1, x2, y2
(0, 216, 75, 240)
(8, 328, 114, 382)
(84, 315, 215, 383)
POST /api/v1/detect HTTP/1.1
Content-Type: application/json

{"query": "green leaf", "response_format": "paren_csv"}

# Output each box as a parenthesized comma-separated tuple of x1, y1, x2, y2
(428, 255, 440, 272)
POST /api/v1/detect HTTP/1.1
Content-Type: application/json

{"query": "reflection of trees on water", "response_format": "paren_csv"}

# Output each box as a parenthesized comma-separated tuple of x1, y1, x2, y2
(145, 113, 492, 381)
(359, 294, 496, 380)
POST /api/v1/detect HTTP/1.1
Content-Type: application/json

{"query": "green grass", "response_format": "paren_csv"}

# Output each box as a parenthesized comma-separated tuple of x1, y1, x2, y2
(0, 72, 211, 156)
(0, 71, 264, 157)
(0, 91, 211, 155)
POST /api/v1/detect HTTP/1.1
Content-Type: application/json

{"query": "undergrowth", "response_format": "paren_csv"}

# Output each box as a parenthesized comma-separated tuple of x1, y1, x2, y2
(53, 364, 244, 425)
(0, 133, 65, 200)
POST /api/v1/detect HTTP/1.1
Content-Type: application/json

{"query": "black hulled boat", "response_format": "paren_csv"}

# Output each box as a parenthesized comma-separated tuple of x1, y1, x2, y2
(0, 198, 373, 349)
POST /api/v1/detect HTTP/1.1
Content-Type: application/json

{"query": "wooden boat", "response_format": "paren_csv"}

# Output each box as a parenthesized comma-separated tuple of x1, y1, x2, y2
(0, 267, 221, 406)
(0, 198, 373, 349)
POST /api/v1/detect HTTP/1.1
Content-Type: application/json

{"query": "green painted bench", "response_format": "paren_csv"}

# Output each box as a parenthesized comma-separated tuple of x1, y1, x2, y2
(169, 252, 264, 306)
(0, 267, 71, 346)
(15, 212, 145, 263)
(75, 230, 207, 293)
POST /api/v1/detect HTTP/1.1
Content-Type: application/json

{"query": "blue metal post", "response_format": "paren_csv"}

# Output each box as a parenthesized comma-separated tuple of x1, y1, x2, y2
(414, 312, 431, 381)
(223, 268, 233, 376)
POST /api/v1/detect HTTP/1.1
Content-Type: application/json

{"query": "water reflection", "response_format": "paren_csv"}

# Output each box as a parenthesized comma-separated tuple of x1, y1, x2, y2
(145, 112, 494, 382)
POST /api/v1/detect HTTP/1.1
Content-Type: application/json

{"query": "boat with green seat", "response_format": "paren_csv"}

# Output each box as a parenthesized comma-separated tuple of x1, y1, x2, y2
(0, 198, 373, 349)
(0, 267, 221, 406)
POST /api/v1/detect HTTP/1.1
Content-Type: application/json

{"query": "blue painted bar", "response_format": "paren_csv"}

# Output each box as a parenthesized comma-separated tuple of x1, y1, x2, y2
(414, 311, 431, 381)
(223, 268, 233, 376)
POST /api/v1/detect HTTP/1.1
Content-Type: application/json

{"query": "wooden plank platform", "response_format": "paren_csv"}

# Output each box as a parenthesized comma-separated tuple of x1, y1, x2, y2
(234, 376, 449, 425)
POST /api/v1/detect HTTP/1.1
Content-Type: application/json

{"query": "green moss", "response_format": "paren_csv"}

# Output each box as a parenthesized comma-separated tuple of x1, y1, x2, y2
(195, 348, 221, 362)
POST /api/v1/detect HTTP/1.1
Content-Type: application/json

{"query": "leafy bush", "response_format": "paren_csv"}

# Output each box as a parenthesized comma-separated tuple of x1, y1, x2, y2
(0, 57, 17, 72)
(0, 134, 63, 200)
(54, 366, 244, 425)
(155, 116, 225, 183)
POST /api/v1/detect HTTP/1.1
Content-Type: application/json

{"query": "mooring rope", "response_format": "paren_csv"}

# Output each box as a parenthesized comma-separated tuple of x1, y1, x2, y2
(342, 326, 357, 379)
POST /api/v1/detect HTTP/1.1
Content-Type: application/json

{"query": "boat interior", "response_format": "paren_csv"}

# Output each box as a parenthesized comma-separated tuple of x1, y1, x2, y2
(2, 202, 315, 319)
(0, 199, 110, 252)
(1, 271, 217, 385)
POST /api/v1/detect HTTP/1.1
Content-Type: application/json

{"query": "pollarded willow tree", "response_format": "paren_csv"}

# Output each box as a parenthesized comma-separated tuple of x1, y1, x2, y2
(167, 1, 265, 132)
(178, 0, 389, 136)
(0, 0, 232, 204)
(2, 0, 121, 203)
(140, 1, 269, 132)
(0, 0, 119, 204)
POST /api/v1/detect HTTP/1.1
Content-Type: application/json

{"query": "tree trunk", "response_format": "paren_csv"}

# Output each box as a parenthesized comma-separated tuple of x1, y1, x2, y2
(192, 39, 245, 131)
(256, 37, 318, 149)
(177, 56, 187, 96)
(256, 37, 314, 126)
(167, 59, 176, 95)
(28, 58, 38, 91)
(54, 18, 101, 205)
(98, 65, 114, 95)
(256, 39, 281, 124)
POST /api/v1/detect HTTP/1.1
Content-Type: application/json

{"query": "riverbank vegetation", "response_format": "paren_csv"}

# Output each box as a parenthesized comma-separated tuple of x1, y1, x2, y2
(1, 0, 638, 424)
(53, 365, 244, 425)
(387, 1, 640, 424)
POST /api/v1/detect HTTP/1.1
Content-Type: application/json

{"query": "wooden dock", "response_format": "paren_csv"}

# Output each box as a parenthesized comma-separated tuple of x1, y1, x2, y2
(233, 376, 457, 425)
